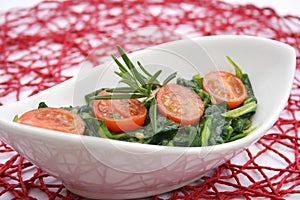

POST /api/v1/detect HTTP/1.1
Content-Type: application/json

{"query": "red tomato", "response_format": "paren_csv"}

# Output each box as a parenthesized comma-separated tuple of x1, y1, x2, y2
(17, 107, 85, 134)
(156, 84, 204, 125)
(93, 90, 147, 132)
(202, 71, 247, 109)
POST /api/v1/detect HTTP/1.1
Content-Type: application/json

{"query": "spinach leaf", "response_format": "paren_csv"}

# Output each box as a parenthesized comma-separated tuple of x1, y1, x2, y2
(187, 125, 202, 147)
(176, 77, 199, 89)
(241, 74, 257, 104)
(170, 125, 201, 147)
(203, 102, 232, 145)
(194, 88, 211, 108)
(140, 114, 180, 145)
(200, 117, 212, 146)
(38, 102, 48, 108)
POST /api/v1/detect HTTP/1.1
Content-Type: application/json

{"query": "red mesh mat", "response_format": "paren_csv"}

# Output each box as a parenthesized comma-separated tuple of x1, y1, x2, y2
(1, 0, 300, 199)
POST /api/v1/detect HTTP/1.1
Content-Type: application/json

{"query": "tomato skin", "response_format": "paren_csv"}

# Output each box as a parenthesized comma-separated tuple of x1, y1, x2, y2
(17, 107, 85, 134)
(93, 90, 147, 132)
(156, 84, 204, 125)
(202, 71, 247, 109)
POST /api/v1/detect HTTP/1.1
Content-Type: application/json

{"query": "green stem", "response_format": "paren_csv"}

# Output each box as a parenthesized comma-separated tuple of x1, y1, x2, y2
(91, 93, 146, 100)
(229, 126, 257, 141)
(221, 101, 257, 118)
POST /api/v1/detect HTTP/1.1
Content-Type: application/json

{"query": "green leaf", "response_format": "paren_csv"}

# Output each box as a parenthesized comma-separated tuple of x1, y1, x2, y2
(38, 102, 48, 108)
(137, 61, 152, 77)
(163, 72, 177, 85)
(204, 102, 229, 145)
(111, 54, 128, 74)
(241, 74, 257, 104)
(117, 46, 147, 86)
(192, 74, 203, 89)
(115, 71, 135, 84)
(148, 70, 162, 84)
(226, 56, 243, 79)
(91, 93, 146, 100)
(194, 88, 211, 108)
(108, 46, 176, 103)
(201, 117, 212, 147)
(13, 115, 18, 122)
(188, 126, 202, 147)
(96, 120, 114, 138)
(149, 99, 158, 134)
(106, 87, 137, 93)
(117, 46, 134, 70)
(96, 119, 131, 140)
(119, 79, 141, 92)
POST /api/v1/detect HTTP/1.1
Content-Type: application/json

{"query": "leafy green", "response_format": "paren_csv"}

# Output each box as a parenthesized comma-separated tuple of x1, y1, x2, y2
(187, 126, 202, 147)
(194, 88, 211, 108)
(226, 56, 243, 79)
(176, 77, 199, 89)
(200, 117, 212, 146)
(38, 102, 48, 108)
(15, 46, 258, 148)
(12, 115, 18, 122)
(241, 73, 257, 104)
(203, 102, 231, 145)
(149, 98, 158, 134)
(138, 114, 180, 145)
(229, 126, 256, 142)
(30, 52, 257, 148)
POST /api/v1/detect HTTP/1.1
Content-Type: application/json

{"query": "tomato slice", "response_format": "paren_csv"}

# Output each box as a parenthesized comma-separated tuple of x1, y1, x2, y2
(156, 84, 204, 125)
(93, 90, 147, 132)
(202, 71, 247, 109)
(17, 107, 85, 134)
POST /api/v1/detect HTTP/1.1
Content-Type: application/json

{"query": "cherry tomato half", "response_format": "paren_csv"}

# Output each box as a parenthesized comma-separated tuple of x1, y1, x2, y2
(156, 84, 204, 125)
(93, 90, 147, 132)
(202, 71, 247, 109)
(17, 107, 85, 134)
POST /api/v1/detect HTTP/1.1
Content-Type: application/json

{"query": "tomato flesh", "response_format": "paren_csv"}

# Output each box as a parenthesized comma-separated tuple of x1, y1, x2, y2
(93, 90, 147, 132)
(17, 107, 85, 134)
(156, 84, 204, 125)
(202, 71, 247, 108)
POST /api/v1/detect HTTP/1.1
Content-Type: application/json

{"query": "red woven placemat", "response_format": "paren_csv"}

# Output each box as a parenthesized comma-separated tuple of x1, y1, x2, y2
(0, 0, 300, 199)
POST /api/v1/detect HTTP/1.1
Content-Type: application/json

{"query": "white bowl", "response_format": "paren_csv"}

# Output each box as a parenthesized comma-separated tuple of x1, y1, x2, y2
(0, 35, 296, 199)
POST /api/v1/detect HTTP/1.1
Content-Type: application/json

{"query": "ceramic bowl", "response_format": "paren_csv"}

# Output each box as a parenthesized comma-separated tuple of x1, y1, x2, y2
(0, 35, 296, 199)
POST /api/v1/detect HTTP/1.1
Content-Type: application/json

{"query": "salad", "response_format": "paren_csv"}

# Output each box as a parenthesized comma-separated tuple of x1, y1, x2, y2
(15, 46, 257, 147)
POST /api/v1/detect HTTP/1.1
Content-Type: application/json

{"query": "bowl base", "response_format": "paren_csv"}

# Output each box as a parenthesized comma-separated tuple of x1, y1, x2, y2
(64, 184, 169, 200)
